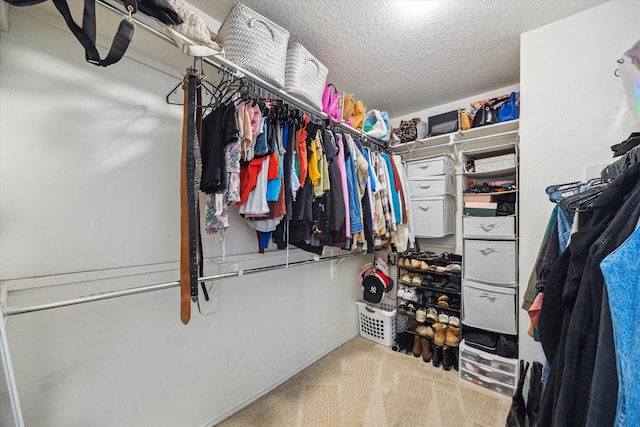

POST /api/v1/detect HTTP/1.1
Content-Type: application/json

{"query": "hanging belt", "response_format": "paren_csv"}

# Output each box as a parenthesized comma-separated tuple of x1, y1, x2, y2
(180, 71, 198, 324)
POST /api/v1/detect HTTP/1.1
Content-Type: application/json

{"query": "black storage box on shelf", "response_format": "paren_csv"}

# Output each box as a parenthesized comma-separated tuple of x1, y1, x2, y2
(428, 110, 460, 137)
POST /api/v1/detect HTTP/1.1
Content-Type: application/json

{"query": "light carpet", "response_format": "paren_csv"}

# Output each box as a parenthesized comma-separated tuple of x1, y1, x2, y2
(217, 336, 512, 427)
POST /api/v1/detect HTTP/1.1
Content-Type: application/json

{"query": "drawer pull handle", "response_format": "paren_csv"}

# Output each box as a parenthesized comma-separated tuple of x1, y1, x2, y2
(419, 206, 431, 211)
(419, 164, 432, 169)
(480, 224, 496, 232)
(478, 248, 499, 256)
(478, 293, 497, 302)
(419, 184, 433, 189)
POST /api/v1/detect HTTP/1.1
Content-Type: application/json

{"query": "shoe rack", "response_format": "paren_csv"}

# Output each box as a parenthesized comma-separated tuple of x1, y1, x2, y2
(394, 252, 462, 371)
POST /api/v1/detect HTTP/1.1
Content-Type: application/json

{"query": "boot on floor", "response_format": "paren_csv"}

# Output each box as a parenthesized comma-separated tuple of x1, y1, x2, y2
(421, 338, 432, 363)
(412, 334, 422, 357)
(442, 346, 456, 371)
(432, 344, 443, 368)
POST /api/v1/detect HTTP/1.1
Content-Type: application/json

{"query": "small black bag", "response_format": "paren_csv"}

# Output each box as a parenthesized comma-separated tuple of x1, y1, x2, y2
(472, 100, 499, 127)
(5, 0, 182, 67)
(497, 334, 518, 358)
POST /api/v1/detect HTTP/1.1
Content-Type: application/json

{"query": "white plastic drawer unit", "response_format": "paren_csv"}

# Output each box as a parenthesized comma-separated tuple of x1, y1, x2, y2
(459, 340, 518, 398)
(462, 281, 517, 335)
(460, 341, 518, 376)
(406, 155, 454, 179)
(411, 195, 455, 237)
(463, 216, 515, 239)
(463, 239, 517, 286)
(407, 175, 454, 197)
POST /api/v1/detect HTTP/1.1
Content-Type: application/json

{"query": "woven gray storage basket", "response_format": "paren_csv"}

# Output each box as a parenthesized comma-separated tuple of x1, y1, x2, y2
(216, 3, 289, 89)
(284, 43, 328, 110)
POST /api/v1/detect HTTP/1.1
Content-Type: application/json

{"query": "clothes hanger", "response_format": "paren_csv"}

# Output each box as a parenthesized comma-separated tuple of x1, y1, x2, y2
(165, 61, 219, 108)
(559, 183, 607, 212)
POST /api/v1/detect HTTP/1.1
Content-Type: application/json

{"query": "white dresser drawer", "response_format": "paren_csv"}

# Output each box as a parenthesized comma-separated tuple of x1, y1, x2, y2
(411, 195, 455, 237)
(463, 239, 517, 286)
(463, 216, 515, 239)
(462, 281, 517, 334)
(407, 175, 454, 197)
(406, 155, 454, 179)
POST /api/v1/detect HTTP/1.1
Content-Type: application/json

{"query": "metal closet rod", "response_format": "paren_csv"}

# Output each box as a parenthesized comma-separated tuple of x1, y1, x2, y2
(395, 129, 519, 157)
(95, 0, 386, 150)
(4, 251, 366, 317)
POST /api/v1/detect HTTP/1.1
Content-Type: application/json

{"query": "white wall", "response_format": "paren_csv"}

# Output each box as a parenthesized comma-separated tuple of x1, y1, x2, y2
(0, 5, 365, 426)
(519, 0, 640, 363)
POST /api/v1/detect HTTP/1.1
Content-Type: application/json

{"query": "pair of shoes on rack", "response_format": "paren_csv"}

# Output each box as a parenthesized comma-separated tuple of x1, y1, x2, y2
(412, 335, 433, 362)
(398, 286, 418, 301)
(399, 302, 417, 315)
(437, 294, 449, 308)
(437, 314, 460, 327)
(392, 332, 414, 354)
(416, 306, 427, 322)
(433, 323, 461, 348)
(426, 307, 438, 322)
(416, 324, 434, 339)
(401, 273, 423, 286)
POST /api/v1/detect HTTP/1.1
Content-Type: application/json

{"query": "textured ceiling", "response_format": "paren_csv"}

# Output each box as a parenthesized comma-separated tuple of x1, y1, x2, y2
(190, 0, 606, 118)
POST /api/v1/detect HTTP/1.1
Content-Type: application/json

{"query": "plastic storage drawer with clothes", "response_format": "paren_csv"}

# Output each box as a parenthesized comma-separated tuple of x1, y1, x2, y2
(459, 369, 515, 397)
(459, 340, 518, 397)
(460, 340, 518, 374)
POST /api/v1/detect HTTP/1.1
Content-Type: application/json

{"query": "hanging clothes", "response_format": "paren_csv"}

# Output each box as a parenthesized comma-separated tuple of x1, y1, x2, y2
(537, 162, 640, 427)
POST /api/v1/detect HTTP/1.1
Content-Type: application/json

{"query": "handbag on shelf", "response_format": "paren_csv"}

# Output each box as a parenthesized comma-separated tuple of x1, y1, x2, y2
(216, 3, 290, 88)
(322, 84, 342, 124)
(497, 91, 520, 123)
(284, 43, 328, 111)
(394, 118, 427, 143)
(4, 0, 182, 67)
(352, 100, 365, 130)
(472, 100, 499, 128)
(458, 108, 472, 130)
(342, 94, 355, 126)
(163, 0, 223, 57)
(363, 109, 391, 142)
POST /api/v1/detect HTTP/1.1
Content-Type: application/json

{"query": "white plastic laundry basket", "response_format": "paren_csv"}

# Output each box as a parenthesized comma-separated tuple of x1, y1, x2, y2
(356, 298, 398, 347)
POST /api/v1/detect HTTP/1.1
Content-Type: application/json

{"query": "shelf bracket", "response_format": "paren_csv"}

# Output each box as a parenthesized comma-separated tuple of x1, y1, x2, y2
(331, 258, 346, 279)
